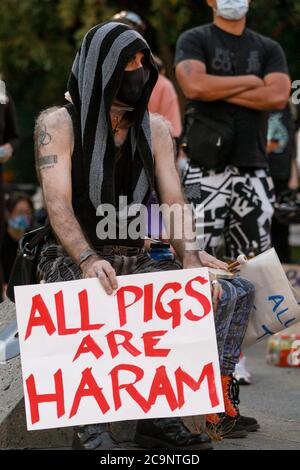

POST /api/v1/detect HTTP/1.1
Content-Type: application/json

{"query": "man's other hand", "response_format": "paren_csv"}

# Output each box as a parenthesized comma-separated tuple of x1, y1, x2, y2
(211, 280, 223, 312)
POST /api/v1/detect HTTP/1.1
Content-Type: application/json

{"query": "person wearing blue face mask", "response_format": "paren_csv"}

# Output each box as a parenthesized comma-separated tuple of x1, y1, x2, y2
(214, 0, 249, 20)
(175, 0, 291, 440)
(0, 193, 33, 292)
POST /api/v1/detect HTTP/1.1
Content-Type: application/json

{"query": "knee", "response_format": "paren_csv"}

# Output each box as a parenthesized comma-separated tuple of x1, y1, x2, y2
(233, 277, 255, 299)
(218, 279, 238, 306)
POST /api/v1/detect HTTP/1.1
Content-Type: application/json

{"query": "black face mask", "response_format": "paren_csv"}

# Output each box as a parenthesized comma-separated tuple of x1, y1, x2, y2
(117, 67, 149, 106)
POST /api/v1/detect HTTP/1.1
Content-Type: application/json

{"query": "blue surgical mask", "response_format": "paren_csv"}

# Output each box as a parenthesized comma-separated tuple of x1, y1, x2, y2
(8, 215, 31, 231)
(215, 0, 249, 21)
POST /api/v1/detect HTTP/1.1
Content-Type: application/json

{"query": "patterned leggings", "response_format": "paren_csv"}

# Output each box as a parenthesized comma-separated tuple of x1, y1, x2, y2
(216, 277, 255, 375)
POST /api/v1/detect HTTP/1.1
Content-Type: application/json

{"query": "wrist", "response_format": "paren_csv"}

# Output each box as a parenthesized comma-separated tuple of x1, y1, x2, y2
(78, 248, 98, 269)
(80, 255, 100, 271)
(183, 252, 203, 269)
(183, 250, 201, 262)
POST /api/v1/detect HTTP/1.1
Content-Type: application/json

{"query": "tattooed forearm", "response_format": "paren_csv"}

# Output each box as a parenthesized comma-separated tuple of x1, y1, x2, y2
(38, 154, 58, 170)
(47, 201, 92, 264)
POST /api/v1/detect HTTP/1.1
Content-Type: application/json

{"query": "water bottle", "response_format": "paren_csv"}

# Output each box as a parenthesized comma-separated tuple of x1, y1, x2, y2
(266, 334, 300, 367)
(150, 242, 174, 261)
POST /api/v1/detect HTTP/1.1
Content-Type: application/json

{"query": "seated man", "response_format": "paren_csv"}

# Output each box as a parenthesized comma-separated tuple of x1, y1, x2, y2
(34, 22, 255, 449)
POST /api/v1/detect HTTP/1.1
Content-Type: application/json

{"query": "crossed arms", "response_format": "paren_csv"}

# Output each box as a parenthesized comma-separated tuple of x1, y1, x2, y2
(176, 59, 291, 111)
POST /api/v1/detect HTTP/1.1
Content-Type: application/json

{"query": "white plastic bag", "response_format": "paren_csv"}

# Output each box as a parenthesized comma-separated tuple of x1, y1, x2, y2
(240, 248, 300, 348)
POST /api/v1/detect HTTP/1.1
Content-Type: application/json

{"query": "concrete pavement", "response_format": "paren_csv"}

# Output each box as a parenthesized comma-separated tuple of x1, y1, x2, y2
(215, 342, 300, 450)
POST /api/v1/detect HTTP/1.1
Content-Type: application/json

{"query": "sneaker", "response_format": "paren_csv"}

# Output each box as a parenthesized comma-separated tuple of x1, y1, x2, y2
(135, 418, 213, 450)
(234, 355, 252, 385)
(206, 414, 248, 439)
(72, 424, 126, 450)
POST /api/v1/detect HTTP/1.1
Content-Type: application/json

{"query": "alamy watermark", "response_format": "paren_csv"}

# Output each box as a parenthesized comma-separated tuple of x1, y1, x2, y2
(95, 196, 205, 250)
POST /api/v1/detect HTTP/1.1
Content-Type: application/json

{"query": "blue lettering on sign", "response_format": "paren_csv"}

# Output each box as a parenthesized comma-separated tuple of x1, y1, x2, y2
(268, 295, 290, 325)
(257, 324, 274, 341)
(256, 294, 298, 341)
(276, 308, 289, 325)
(268, 295, 285, 312)
(284, 318, 296, 328)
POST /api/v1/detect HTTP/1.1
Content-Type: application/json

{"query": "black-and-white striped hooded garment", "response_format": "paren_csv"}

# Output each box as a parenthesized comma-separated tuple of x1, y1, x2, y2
(67, 22, 159, 210)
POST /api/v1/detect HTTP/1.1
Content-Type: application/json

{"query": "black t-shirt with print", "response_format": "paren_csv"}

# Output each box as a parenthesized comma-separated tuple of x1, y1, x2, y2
(268, 104, 299, 180)
(175, 23, 289, 169)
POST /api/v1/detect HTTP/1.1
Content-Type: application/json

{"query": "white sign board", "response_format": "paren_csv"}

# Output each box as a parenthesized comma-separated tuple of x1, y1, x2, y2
(15, 268, 224, 430)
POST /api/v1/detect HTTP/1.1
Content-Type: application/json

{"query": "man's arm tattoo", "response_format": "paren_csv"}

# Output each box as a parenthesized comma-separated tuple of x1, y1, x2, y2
(182, 61, 193, 76)
(37, 124, 52, 146)
(38, 154, 58, 170)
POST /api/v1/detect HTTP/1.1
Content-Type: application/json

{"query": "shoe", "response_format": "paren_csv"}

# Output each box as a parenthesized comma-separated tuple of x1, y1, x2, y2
(222, 375, 259, 431)
(72, 424, 126, 450)
(206, 413, 248, 439)
(233, 356, 252, 385)
(236, 415, 260, 432)
(135, 418, 213, 450)
(206, 374, 259, 439)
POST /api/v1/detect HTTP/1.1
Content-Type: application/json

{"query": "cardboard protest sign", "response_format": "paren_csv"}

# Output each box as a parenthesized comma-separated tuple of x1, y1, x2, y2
(15, 268, 224, 431)
(241, 249, 300, 348)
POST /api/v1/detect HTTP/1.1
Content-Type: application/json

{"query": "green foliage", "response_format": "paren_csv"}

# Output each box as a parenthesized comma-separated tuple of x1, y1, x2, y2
(0, 0, 72, 110)
(0, 0, 299, 183)
(248, 0, 300, 80)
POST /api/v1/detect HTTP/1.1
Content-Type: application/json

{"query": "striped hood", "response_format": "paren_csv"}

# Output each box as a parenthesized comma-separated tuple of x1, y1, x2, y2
(68, 22, 158, 209)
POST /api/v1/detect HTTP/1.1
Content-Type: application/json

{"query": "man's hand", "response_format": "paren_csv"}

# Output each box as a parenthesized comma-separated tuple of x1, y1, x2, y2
(211, 280, 223, 313)
(81, 256, 118, 295)
(183, 250, 228, 270)
(0, 143, 13, 163)
(248, 75, 265, 89)
(225, 73, 291, 111)
(183, 251, 227, 311)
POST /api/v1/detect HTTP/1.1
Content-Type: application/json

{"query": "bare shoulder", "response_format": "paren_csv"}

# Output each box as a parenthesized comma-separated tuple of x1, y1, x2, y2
(150, 113, 172, 141)
(35, 106, 73, 147)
